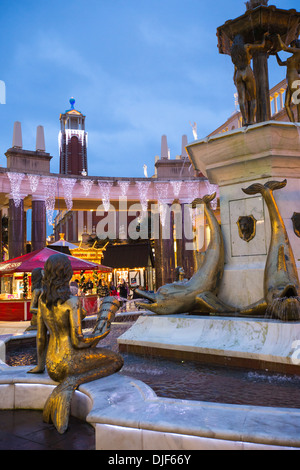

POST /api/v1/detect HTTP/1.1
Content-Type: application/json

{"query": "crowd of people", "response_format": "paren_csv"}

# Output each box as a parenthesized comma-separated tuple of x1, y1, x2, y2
(69, 277, 130, 299)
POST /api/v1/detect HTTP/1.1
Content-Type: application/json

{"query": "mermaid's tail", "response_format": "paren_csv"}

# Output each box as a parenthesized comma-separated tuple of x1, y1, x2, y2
(43, 377, 77, 434)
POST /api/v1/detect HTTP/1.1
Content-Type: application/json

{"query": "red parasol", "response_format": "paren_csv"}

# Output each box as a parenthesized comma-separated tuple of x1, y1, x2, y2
(0, 247, 112, 274)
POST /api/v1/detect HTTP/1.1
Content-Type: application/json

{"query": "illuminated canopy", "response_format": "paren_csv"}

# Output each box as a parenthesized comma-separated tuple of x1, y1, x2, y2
(0, 247, 112, 274)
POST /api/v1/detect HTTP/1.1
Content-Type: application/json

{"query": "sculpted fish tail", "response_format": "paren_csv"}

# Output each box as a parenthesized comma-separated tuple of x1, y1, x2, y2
(192, 192, 216, 208)
(242, 179, 287, 196)
(242, 183, 265, 195)
(264, 180, 287, 191)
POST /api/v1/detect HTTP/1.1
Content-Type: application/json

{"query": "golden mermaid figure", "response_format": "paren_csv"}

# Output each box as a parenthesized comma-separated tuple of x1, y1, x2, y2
(28, 253, 123, 434)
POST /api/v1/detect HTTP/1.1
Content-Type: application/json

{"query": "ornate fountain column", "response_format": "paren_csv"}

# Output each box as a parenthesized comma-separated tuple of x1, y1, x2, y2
(187, 122, 300, 309)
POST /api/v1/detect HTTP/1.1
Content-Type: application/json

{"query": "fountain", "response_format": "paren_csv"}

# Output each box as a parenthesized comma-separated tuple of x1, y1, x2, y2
(1, 0, 300, 451)
(117, 0, 300, 426)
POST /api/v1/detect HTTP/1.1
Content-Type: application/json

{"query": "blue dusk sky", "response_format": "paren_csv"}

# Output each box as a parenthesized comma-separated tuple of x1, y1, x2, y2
(0, 0, 298, 178)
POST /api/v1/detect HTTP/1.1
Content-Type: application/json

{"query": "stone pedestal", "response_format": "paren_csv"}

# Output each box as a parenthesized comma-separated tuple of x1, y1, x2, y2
(5, 148, 52, 174)
(186, 122, 300, 308)
(118, 314, 300, 375)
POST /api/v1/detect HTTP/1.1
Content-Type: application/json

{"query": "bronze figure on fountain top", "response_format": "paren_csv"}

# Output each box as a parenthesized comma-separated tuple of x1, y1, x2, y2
(276, 35, 300, 122)
(217, 0, 300, 124)
(231, 32, 269, 126)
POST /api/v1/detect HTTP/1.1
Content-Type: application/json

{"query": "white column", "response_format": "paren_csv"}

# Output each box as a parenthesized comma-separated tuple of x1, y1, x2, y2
(78, 211, 84, 241)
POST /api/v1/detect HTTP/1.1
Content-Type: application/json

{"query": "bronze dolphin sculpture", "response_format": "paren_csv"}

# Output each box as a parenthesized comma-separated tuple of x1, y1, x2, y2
(239, 179, 300, 321)
(136, 193, 236, 315)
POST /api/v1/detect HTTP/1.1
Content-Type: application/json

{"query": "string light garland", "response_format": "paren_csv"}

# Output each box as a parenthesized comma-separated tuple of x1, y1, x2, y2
(98, 181, 113, 211)
(205, 180, 218, 210)
(186, 181, 199, 203)
(6, 172, 25, 207)
(61, 178, 77, 211)
(81, 178, 94, 197)
(28, 174, 40, 193)
(155, 182, 169, 227)
(118, 181, 130, 197)
(171, 180, 182, 199)
(43, 176, 58, 225)
(136, 181, 151, 213)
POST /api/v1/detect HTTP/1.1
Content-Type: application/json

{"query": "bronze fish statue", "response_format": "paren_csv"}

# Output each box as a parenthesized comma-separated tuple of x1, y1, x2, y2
(136, 193, 236, 315)
(239, 180, 300, 321)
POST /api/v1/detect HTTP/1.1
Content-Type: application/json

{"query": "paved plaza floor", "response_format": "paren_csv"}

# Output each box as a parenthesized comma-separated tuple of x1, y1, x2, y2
(0, 409, 95, 450)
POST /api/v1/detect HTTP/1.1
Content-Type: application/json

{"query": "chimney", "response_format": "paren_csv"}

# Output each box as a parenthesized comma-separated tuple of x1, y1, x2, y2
(181, 135, 188, 158)
(36, 125, 45, 152)
(12, 121, 22, 149)
(161, 135, 168, 159)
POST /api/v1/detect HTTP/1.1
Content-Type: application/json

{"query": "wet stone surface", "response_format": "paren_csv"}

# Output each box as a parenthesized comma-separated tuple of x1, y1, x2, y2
(0, 409, 95, 450)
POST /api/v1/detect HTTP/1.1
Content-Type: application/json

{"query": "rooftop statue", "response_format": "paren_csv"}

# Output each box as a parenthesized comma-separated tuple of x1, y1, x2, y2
(276, 34, 300, 122)
(28, 253, 123, 434)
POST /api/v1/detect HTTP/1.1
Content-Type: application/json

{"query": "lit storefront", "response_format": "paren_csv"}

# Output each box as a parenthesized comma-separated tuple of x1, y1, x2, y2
(102, 242, 155, 295)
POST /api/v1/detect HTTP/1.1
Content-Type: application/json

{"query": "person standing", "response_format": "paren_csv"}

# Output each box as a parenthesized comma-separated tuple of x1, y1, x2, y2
(119, 280, 128, 299)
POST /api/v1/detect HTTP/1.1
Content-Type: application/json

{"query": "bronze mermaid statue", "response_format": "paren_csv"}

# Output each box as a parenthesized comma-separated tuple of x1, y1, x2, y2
(28, 253, 123, 434)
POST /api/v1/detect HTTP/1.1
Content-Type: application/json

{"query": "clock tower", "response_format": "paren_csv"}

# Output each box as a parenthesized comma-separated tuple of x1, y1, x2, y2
(59, 98, 88, 175)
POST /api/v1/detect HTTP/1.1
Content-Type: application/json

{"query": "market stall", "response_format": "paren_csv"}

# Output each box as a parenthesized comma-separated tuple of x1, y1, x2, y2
(0, 247, 112, 321)
(102, 242, 155, 297)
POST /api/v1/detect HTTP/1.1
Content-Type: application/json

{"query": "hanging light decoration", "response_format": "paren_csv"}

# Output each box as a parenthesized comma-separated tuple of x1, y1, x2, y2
(81, 178, 94, 197)
(171, 180, 182, 199)
(205, 180, 218, 210)
(61, 178, 77, 212)
(6, 172, 25, 207)
(43, 176, 58, 225)
(98, 181, 113, 211)
(136, 181, 151, 214)
(155, 182, 169, 227)
(185, 181, 199, 203)
(118, 180, 130, 197)
(155, 182, 169, 201)
(28, 174, 40, 194)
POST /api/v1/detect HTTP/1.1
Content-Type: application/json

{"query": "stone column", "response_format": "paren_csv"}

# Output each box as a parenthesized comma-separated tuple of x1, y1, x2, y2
(31, 198, 46, 252)
(8, 198, 25, 259)
(181, 203, 195, 279)
(159, 204, 175, 286)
